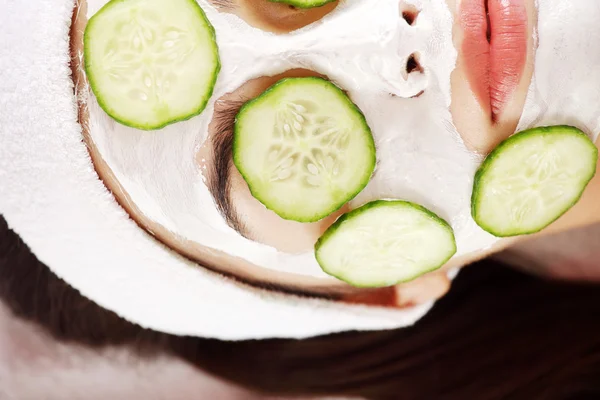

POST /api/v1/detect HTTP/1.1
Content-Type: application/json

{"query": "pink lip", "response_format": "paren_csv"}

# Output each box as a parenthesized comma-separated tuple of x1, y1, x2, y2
(461, 0, 528, 121)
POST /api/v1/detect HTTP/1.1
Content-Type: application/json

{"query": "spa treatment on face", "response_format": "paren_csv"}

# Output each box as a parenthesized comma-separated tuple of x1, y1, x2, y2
(315, 200, 457, 287)
(232, 77, 376, 223)
(83, 0, 470, 283)
(81, 0, 599, 289)
(472, 126, 597, 238)
(84, 0, 221, 130)
(7, 0, 586, 338)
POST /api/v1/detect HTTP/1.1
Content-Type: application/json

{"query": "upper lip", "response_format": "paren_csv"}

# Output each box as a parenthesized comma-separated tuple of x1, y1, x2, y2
(460, 0, 529, 122)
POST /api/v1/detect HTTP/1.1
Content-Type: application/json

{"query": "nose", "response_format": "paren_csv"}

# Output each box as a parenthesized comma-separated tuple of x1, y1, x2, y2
(369, 9, 429, 99)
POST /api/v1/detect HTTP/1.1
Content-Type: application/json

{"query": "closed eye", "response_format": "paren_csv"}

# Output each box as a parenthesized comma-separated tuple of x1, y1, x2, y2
(207, 99, 248, 236)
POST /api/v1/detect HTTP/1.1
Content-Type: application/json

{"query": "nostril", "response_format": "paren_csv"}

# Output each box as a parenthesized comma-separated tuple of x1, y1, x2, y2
(402, 10, 417, 25)
(406, 53, 423, 75)
(399, 2, 420, 26)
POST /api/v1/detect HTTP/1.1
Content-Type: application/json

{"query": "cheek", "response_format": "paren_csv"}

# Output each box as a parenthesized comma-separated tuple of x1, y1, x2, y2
(230, 165, 347, 253)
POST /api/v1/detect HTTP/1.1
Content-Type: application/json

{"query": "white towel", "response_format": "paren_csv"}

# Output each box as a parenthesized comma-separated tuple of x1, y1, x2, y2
(0, 0, 433, 340)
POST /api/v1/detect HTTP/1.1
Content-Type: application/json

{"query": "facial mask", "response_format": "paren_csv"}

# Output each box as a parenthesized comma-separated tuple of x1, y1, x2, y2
(517, 0, 600, 141)
(86, 0, 498, 279)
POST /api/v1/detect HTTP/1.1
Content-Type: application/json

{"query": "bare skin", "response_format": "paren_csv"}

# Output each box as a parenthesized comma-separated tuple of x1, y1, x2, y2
(71, 0, 600, 308)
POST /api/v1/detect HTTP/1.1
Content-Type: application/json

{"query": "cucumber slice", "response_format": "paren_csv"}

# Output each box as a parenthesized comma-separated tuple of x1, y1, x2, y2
(315, 200, 457, 288)
(268, 0, 336, 9)
(84, 0, 220, 130)
(472, 126, 598, 237)
(233, 77, 376, 223)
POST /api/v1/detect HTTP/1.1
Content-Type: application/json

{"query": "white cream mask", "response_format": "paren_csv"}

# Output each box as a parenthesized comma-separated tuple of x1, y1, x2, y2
(517, 0, 600, 139)
(86, 0, 498, 279)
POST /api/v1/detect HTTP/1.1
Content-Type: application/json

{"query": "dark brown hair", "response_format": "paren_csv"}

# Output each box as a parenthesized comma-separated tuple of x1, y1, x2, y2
(1, 215, 599, 399)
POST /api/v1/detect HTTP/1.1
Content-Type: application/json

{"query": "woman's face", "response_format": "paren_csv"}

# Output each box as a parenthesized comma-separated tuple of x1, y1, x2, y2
(73, 0, 600, 306)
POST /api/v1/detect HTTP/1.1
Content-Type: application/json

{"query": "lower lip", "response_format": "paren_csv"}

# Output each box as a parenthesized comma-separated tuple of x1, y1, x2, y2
(461, 0, 528, 121)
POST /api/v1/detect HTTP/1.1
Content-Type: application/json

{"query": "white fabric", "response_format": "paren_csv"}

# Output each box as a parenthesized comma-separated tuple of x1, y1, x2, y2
(0, 0, 433, 340)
